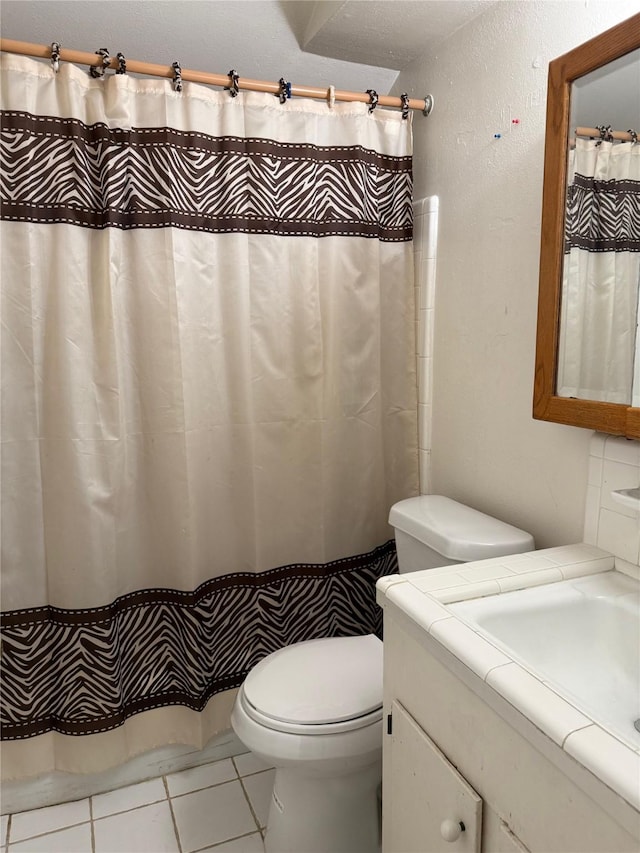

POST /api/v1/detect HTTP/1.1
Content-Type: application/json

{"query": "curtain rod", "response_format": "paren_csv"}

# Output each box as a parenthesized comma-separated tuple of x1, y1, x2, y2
(0, 39, 434, 117)
(575, 125, 636, 142)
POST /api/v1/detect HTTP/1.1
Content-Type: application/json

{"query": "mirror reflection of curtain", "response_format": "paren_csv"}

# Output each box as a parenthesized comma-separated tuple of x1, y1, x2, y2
(557, 137, 640, 403)
(634, 265, 640, 407)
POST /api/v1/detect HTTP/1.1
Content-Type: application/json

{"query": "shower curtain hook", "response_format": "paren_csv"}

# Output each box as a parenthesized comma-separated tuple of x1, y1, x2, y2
(366, 89, 378, 113)
(278, 77, 292, 104)
(89, 48, 111, 79)
(400, 93, 410, 120)
(116, 52, 127, 75)
(327, 85, 336, 109)
(172, 61, 183, 93)
(596, 124, 613, 145)
(627, 129, 638, 144)
(50, 42, 61, 73)
(225, 69, 240, 97)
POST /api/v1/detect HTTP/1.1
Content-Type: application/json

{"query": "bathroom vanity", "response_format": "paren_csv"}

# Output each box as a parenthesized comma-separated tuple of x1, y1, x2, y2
(377, 544, 640, 853)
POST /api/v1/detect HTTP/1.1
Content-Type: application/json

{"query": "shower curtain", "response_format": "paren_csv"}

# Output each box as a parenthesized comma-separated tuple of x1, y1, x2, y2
(557, 137, 640, 403)
(0, 53, 418, 780)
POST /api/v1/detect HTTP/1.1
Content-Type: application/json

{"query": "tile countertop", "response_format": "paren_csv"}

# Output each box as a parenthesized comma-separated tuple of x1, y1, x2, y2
(376, 543, 640, 819)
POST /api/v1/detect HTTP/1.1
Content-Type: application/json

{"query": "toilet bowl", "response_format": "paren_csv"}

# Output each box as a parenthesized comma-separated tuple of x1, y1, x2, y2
(231, 496, 534, 853)
(231, 634, 383, 853)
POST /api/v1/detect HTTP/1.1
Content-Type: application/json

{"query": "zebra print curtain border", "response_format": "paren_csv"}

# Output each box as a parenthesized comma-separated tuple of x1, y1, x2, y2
(565, 172, 640, 253)
(0, 541, 397, 740)
(0, 110, 413, 242)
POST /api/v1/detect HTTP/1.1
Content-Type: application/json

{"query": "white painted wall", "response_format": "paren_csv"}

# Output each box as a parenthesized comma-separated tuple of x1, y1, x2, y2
(394, 0, 639, 548)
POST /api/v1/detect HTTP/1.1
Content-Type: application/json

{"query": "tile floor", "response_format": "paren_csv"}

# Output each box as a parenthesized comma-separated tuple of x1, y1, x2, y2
(1, 752, 274, 853)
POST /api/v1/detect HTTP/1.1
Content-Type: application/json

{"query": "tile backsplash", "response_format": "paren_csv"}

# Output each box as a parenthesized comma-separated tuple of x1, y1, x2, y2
(584, 433, 640, 566)
(413, 196, 439, 495)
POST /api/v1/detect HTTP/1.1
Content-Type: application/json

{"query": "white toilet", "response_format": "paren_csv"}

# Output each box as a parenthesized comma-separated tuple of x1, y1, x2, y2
(231, 496, 534, 853)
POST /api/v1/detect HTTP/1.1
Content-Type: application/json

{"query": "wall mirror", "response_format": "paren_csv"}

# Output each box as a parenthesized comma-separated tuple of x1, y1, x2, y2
(533, 13, 640, 439)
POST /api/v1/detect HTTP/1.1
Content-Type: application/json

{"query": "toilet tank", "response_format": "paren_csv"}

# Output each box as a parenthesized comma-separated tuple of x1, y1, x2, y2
(389, 496, 535, 573)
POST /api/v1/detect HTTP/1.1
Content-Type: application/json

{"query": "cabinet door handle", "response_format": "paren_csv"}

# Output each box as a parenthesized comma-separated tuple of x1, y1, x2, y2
(440, 819, 465, 842)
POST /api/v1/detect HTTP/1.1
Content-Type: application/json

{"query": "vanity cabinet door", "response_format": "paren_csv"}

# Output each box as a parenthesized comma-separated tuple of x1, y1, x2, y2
(383, 699, 482, 853)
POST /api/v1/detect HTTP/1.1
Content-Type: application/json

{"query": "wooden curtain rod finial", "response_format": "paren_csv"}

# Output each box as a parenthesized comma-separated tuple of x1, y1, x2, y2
(0, 38, 434, 115)
(422, 94, 434, 117)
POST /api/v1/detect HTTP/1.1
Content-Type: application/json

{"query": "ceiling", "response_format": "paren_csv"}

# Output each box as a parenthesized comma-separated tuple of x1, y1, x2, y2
(0, 1, 495, 95)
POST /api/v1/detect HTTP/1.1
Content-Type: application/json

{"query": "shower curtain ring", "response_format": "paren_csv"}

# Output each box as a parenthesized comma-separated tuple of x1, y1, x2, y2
(366, 89, 378, 113)
(50, 42, 61, 73)
(278, 77, 291, 104)
(116, 52, 127, 75)
(596, 124, 613, 144)
(172, 61, 183, 92)
(226, 69, 240, 97)
(400, 93, 410, 120)
(627, 129, 638, 144)
(89, 48, 111, 79)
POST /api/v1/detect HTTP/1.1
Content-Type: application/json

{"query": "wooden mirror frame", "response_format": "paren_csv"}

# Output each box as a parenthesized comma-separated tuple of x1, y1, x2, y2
(533, 13, 640, 439)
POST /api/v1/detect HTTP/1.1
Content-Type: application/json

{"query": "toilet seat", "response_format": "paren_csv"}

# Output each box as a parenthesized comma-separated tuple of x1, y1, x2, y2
(239, 686, 383, 735)
(241, 634, 383, 735)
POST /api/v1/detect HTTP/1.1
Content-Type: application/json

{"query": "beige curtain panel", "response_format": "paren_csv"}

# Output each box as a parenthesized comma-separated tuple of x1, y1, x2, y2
(0, 53, 418, 780)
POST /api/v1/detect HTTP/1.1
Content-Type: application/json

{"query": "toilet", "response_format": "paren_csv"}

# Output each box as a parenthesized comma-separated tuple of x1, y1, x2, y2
(231, 496, 534, 853)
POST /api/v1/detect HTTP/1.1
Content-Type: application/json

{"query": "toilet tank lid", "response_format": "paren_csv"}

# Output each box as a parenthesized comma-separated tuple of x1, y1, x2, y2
(389, 495, 535, 562)
(243, 634, 383, 725)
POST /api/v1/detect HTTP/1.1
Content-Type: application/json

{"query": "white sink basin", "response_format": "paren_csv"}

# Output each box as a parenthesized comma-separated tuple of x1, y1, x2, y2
(449, 570, 640, 748)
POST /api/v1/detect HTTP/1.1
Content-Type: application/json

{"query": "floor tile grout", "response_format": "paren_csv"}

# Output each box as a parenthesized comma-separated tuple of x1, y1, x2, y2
(8, 777, 271, 845)
(230, 756, 241, 779)
(169, 779, 236, 802)
(237, 775, 264, 836)
(89, 796, 96, 853)
(163, 775, 183, 853)
(164, 767, 273, 804)
(190, 829, 264, 852)
(92, 796, 166, 821)
(7, 819, 92, 845)
(4, 755, 274, 852)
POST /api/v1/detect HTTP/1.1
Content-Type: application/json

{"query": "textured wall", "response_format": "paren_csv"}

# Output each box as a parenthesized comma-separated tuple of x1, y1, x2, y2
(394, 0, 639, 548)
